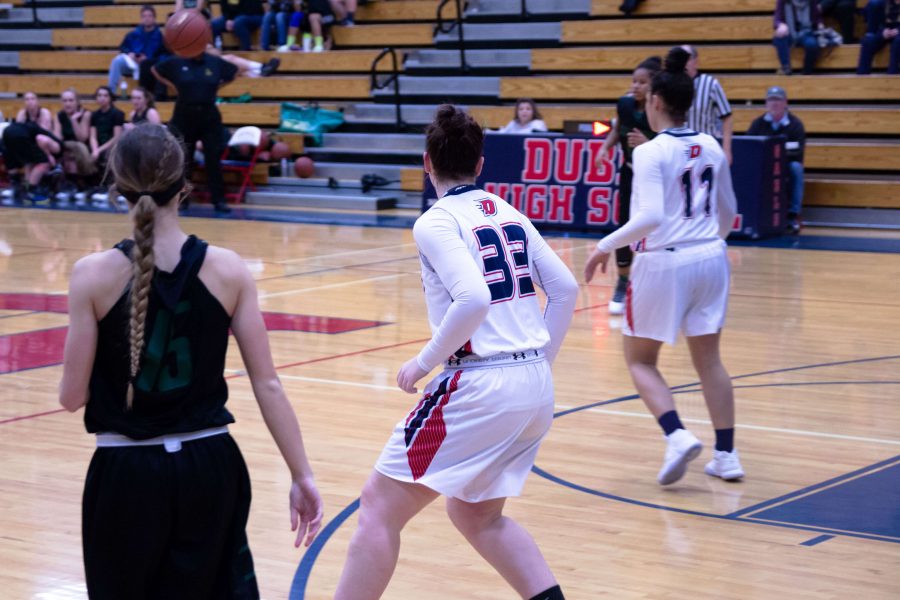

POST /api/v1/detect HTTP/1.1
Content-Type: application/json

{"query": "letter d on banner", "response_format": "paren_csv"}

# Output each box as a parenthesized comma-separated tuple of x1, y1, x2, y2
(521, 138, 553, 182)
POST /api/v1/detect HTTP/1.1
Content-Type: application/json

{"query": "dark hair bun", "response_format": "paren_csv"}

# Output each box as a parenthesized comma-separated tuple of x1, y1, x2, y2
(425, 104, 484, 181)
(665, 47, 691, 74)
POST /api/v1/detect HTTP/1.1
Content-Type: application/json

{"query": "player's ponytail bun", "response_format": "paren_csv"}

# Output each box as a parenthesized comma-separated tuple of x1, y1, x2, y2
(425, 104, 484, 182)
(650, 47, 695, 123)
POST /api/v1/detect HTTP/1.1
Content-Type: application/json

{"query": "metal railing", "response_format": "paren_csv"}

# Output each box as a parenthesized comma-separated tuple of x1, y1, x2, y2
(370, 47, 405, 130)
(30, 0, 41, 26)
(435, 0, 468, 72)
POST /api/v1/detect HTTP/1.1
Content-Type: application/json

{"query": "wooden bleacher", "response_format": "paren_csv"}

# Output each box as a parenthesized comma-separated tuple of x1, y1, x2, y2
(3, 0, 897, 212)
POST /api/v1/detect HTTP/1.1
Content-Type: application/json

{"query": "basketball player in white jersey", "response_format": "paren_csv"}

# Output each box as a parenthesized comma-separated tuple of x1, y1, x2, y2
(334, 105, 578, 600)
(584, 47, 744, 486)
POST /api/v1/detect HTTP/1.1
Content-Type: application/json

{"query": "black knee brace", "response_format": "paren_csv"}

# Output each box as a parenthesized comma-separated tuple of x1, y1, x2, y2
(615, 245, 633, 269)
(529, 585, 565, 600)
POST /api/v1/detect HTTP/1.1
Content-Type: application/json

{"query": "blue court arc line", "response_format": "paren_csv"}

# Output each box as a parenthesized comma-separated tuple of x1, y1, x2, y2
(799, 534, 835, 547)
(289, 354, 900, 598)
(288, 498, 361, 600)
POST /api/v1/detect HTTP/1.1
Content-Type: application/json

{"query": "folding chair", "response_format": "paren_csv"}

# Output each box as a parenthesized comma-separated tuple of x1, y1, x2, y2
(220, 126, 263, 203)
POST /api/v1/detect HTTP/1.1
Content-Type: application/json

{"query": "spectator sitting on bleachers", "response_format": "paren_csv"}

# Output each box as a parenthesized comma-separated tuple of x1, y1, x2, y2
(16, 91, 53, 129)
(857, 0, 900, 73)
(53, 89, 96, 188)
(747, 86, 806, 233)
(286, 0, 335, 51)
(108, 5, 164, 98)
(212, 0, 265, 50)
(261, 0, 296, 50)
(3, 92, 63, 203)
(125, 88, 162, 130)
(682, 45, 734, 164)
(497, 99, 548, 134)
(89, 87, 125, 169)
(54, 89, 91, 145)
(820, 0, 858, 42)
(773, 0, 825, 74)
(329, 0, 357, 26)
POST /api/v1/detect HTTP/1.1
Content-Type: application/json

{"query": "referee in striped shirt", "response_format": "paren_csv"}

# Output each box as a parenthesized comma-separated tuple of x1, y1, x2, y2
(682, 45, 734, 164)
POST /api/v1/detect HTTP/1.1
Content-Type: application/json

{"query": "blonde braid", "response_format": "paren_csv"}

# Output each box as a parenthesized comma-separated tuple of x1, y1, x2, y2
(126, 195, 156, 409)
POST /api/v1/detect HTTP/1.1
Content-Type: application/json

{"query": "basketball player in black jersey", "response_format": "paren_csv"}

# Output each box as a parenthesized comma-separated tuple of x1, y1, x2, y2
(59, 124, 323, 599)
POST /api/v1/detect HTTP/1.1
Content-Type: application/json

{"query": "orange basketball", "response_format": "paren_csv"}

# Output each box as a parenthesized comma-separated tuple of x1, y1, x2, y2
(164, 9, 211, 58)
(294, 156, 315, 178)
(270, 141, 291, 160)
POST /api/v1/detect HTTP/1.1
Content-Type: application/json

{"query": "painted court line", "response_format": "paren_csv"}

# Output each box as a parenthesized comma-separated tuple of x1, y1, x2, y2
(276, 243, 417, 264)
(278, 374, 399, 392)
(553, 405, 900, 446)
(258, 273, 408, 299)
(800, 534, 835, 546)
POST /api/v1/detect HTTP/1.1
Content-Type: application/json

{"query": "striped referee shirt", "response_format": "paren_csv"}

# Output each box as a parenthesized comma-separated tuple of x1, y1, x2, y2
(687, 73, 732, 140)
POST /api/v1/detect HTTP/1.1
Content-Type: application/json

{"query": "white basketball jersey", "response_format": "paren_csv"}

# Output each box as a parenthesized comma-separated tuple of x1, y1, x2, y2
(630, 128, 734, 252)
(416, 186, 552, 359)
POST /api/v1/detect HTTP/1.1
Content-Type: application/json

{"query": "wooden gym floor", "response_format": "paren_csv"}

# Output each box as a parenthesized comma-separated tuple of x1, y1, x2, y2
(1, 207, 898, 599)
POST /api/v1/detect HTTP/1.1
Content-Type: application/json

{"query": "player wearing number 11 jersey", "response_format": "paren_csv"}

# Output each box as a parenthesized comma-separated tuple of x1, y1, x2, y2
(335, 105, 577, 600)
(585, 47, 744, 487)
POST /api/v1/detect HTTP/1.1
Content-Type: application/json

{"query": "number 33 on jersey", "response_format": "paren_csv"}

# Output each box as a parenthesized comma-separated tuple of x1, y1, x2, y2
(413, 185, 572, 361)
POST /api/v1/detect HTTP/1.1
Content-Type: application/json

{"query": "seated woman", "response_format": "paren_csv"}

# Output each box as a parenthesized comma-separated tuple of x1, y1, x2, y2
(498, 98, 548, 134)
(89, 86, 125, 168)
(125, 87, 161, 130)
(53, 88, 97, 196)
(3, 92, 63, 202)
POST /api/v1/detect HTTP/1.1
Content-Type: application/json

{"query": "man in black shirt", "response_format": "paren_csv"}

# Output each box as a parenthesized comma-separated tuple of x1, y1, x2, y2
(747, 86, 807, 234)
(153, 53, 239, 213)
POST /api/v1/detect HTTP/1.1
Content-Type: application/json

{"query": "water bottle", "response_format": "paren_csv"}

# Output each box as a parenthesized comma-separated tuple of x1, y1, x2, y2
(281, 158, 289, 177)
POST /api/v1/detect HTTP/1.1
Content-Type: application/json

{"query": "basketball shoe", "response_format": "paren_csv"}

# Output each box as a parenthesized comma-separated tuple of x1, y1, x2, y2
(658, 429, 703, 485)
(608, 277, 628, 315)
(704, 449, 744, 481)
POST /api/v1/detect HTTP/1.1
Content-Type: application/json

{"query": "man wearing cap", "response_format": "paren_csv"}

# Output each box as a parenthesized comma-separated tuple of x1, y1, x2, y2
(682, 45, 734, 164)
(747, 86, 807, 233)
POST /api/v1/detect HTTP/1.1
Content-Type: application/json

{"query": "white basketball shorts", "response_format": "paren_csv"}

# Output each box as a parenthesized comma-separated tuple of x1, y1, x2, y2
(624, 239, 730, 345)
(375, 355, 554, 503)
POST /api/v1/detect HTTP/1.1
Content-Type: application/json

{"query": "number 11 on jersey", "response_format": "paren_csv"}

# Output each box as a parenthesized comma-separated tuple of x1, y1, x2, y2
(681, 165, 714, 219)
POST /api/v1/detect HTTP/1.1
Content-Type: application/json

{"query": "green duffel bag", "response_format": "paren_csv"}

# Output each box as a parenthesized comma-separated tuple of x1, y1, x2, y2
(278, 102, 345, 146)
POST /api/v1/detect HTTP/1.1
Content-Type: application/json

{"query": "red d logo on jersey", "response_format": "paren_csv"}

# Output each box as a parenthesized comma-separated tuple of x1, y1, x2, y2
(476, 198, 497, 216)
(688, 145, 702, 159)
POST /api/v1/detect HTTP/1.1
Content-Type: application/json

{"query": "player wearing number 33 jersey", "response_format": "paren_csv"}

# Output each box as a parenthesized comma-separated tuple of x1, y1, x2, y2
(376, 182, 578, 500)
(336, 106, 576, 600)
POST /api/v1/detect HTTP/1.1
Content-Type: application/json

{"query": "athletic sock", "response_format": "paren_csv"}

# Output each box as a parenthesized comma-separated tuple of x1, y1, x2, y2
(248, 60, 262, 75)
(529, 585, 565, 600)
(658, 410, 684, 436)
(314, 35, 324, 46)
(714, 428, 734, 452)
(286, 34, 296, 46)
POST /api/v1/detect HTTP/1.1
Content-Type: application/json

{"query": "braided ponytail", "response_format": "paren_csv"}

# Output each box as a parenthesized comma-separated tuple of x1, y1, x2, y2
(126, 195, 156, 408)
(109, 123, 186, 409)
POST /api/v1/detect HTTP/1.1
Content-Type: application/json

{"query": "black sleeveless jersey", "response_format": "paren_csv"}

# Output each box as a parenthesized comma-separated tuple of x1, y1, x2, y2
(84, 235, 235, 439)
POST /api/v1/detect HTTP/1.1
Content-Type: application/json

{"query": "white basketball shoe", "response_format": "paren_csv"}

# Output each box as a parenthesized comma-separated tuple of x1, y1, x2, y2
(658, 429, 703, 485)
(704, 449, 745, 481)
